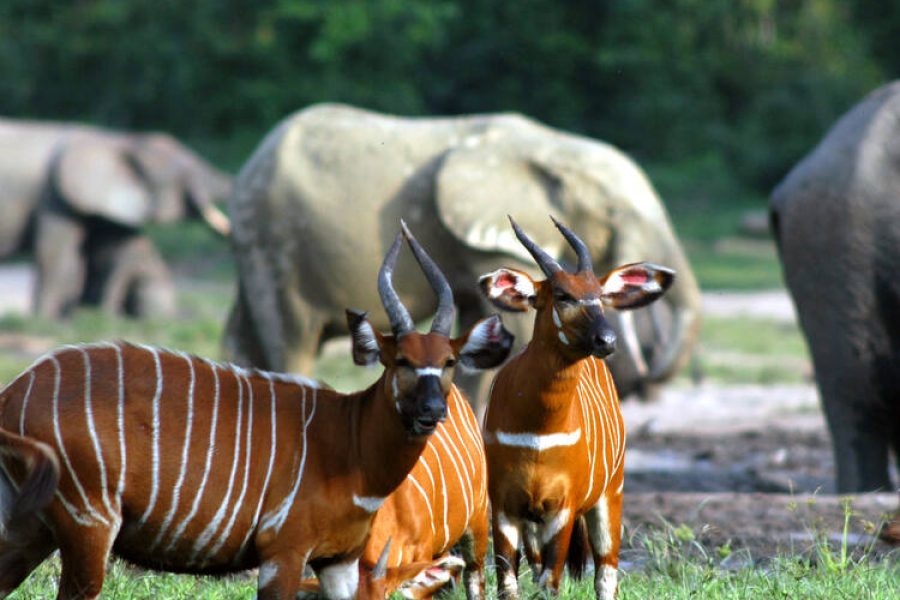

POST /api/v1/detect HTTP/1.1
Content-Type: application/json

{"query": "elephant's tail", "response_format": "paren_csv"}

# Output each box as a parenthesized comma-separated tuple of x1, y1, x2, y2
(565, 515, 591, 580)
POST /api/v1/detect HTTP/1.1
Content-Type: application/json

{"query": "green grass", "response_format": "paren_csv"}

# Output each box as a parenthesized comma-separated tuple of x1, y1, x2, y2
(649, 155, 785, 290)
(693, 316, 810, 385)
(9, 559, 256, 599)
(10, 530, 896, 599)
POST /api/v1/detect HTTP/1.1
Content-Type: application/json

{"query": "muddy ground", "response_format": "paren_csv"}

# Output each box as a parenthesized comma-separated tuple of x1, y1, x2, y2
(0, 266, 897, 563)
(621, 384, 898, 562)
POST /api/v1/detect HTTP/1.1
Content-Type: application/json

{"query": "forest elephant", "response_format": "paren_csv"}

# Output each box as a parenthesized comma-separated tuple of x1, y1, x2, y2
(770, 81, 900, 502)
(224, 104, 702, 406)
(0, 118, 231, 318)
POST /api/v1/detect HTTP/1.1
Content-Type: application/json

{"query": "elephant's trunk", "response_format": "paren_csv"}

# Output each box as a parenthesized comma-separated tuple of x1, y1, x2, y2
(187, 177, 232, 237)
(644, 247, 702, 382)
(199, 202, 231, 237)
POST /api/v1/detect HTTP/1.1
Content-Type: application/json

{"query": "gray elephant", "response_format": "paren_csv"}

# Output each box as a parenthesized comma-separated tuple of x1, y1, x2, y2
(0, 118, 231, 318)
(224, 104, 702, 404)
(770, 81, 900, 495)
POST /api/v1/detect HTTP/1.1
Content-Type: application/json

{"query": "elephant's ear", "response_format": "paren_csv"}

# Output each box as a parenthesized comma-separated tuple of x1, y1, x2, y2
(55, 135, 153, 228)
(435, 148, 566, 264)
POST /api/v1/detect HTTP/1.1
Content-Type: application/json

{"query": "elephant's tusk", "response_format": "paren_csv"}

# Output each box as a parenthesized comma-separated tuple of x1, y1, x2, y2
(618, 310, 648, 377)
(201, 204, 231, 236)
(647, 304, 694, 381)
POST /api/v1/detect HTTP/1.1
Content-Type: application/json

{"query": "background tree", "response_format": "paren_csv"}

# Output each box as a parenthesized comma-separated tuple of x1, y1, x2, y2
(0, 0, 894, 190)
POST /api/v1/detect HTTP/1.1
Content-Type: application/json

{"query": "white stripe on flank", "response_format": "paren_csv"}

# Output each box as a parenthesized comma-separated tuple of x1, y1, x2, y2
(151, 352, 196, 550)
(192, 370, 246, 562)
(113, 344, 127, 503)
(54, 490, 97, 526)
(452, 388, 487, 506)
(17, 371, 35, 436)
(166, 360, 221, 554)
(434, 428, 470, 529)
(407, 472, 435, 536)
(260, 388, 317, 533)
(492, 428, 581, 451)
(49, 356, 108, 527)
(558, 331, 570, 345)
(208, 374, 256, 560)
(353, 495, 386, 513)
(138, 345, 164, 525)
(237, 377, 279, 558)
(79, 349, 115, 520)
(442, 401, 477, 529)
(428, 437, 450, 549)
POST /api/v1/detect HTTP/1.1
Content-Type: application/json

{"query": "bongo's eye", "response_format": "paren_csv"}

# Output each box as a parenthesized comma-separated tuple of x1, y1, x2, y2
(395, 358, 411, 368)
(445, 358, 457, 369)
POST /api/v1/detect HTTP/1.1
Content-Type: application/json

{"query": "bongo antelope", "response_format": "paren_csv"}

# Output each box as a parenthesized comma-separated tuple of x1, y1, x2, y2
(301, 374, 489, 599)
(479, 216, 674, 600)
(0, 223, 512, 600)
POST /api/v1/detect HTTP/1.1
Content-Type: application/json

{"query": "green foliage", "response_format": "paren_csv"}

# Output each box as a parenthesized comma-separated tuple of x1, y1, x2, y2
(0, 0, 893, 192)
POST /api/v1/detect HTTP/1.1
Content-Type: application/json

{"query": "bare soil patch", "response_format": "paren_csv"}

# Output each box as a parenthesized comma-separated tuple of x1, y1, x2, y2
(621, 384, 898, 561)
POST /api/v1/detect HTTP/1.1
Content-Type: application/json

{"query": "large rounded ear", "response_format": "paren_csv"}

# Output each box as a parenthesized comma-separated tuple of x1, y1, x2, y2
(54, 133, 154, 228)
(454, 314, 514, 371)
(435, 145, 568, 264)
(600, 262, 675, 310)
(478, 268, 538, 312)
(346, 309, 385, 366)
(134, 133, 233, 235)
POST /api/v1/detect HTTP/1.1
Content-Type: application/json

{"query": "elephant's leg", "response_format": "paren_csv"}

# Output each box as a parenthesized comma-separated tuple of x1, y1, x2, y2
(120, 237, 176, 318)
(223, 282, 270, 367)
(85, 230, 176, 318)
(811, 346, 892, 492)
(33, 210, 85, 318)
(282, 315, 326, 377)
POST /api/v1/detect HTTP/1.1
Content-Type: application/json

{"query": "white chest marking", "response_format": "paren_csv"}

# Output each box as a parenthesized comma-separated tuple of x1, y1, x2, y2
(492, 429, 581, 451)
(353, 495, 386, 513)
(415, 367, 443, 377)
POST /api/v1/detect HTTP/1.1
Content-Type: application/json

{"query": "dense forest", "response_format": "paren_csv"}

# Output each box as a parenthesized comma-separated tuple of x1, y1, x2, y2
(1, 0, 898, 190)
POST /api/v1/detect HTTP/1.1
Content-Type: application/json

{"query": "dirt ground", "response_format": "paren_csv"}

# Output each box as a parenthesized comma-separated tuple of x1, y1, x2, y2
(621, 384, 899, 562)
(0, 265, 897, 563)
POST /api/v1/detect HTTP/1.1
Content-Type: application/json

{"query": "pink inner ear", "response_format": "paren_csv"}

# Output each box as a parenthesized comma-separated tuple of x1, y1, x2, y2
(620, 270, 649, 285)
(494, 272, 518, 291)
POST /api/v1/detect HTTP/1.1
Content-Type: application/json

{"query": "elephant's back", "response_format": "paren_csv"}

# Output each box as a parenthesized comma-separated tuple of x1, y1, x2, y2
(772, 82, 900, 348)
(772, 81, 900, 219)
(227, 105, 517, 320)
(0, 120, 86, 255)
